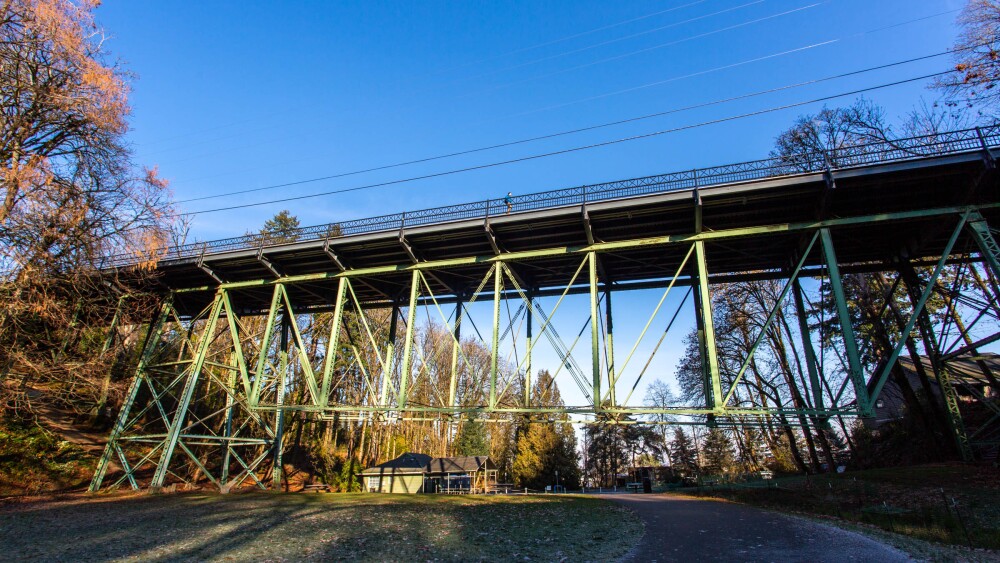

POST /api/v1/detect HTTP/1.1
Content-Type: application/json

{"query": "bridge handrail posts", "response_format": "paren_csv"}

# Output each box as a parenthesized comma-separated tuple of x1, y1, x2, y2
(101, 125, 1000, 268)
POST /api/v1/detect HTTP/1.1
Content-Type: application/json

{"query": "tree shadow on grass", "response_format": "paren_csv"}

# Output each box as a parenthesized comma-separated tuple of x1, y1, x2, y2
(0, 493, 637, 562)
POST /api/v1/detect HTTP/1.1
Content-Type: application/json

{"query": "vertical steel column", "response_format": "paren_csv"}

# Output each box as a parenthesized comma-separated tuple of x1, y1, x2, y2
(251, 286, 284, 406)
(89, 298, 172, 492)
(272, 313, 290, 489)
(320, 277, 348, 406)
(525, 291, 533, 408)
(792, 279, 824, 413)
(398, 270, 421, 408)
(220, 352, 238, 489)
(380, 303, 399, 408)
(489, 264, 502, 410)
(605, 285, 616, 408)
(589, 252, 602, 411)
(819, 228, 871, 417)
(898, 262, 973, 461)
(151, 292, 224, 488)
(694, 241, 722, 412)
(449, 294, 463, 409)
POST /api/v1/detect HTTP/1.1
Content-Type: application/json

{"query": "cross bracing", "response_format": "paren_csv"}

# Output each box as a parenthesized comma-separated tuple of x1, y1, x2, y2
(90, 127, 1000, 491)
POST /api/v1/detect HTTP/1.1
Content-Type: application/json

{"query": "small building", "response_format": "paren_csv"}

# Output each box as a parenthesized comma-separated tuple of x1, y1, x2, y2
(360, 453, 498, 494)
(425, 456, 498, 494)
(359, 452, 431, 493)
(869, 354, 999, 425)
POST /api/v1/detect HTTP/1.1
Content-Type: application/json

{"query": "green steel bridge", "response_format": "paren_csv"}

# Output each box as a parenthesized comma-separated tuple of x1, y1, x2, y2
(91, 126, 1000, 492)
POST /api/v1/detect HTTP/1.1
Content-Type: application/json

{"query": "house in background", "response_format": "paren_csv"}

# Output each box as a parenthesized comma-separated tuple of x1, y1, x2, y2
(359, 452, 431, 493)
(868, 354, 999, 425)
(360, 453, 498, 494)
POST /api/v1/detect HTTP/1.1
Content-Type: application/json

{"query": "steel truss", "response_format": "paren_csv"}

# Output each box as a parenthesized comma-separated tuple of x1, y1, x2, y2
(91, 205, 1000, 491)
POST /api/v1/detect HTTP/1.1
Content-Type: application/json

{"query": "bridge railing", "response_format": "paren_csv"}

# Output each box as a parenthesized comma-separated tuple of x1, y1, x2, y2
(106, 125, 1000, 268)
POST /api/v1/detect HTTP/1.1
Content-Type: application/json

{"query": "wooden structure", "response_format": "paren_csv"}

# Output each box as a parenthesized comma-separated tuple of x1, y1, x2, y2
(359, 452, 431, 494)
(425, 456, 498, 494)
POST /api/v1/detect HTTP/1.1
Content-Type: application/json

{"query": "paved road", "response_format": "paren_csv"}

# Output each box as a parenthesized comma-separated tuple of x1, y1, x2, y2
(608, 494, 910, 562)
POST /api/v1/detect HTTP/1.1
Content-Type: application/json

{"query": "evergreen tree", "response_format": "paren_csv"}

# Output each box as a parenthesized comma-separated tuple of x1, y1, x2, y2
(669, 427, 699, 477)
(261, 210, 301, 243)
(701, 428, 735, 475)
(512, 422, 580, 490)
(454, 417, 489, 456)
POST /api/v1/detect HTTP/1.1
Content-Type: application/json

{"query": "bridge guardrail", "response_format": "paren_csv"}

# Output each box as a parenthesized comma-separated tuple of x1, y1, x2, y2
(104, 125, 1000, 268)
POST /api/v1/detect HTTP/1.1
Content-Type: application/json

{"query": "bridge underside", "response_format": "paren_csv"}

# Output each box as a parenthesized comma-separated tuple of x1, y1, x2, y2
(162, 150, 998, 316)
(91, 145, 1000, 492)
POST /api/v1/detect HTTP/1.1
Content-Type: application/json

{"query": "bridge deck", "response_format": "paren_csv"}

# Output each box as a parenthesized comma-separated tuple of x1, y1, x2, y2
(149, 142, 1000, 317)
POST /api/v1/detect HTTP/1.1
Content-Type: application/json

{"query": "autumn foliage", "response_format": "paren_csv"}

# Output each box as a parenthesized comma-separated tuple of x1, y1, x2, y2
(0, 0, 173, 416)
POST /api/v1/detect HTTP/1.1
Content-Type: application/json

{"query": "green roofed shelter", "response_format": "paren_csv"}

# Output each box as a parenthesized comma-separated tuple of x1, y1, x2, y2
(425, 456, 499, 494)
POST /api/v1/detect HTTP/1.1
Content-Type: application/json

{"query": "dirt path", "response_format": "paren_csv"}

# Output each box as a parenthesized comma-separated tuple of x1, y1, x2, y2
(23, 387, 106, 454)
(608, 493, 911, 562)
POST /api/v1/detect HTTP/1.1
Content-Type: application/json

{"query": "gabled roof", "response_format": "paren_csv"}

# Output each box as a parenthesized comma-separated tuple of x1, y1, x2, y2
(359, 452, 432, 476)
(426, 456, 496, 474)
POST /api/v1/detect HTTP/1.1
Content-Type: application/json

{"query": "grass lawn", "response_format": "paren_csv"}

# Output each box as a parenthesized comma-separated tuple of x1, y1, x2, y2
(0, 492, 642, 562)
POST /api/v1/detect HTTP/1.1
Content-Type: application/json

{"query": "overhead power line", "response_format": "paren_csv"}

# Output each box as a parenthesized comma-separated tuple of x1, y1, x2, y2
(433, 0, 713, 75)
(471, 2, 825, 96)
(179, 50, 954, 205)
(162, 7, 957, 183)
(186, 70, 953, 216)
(467, 0, 765, 80)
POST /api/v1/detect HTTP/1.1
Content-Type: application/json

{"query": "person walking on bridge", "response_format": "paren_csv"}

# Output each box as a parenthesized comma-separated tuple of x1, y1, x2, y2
(504, 192, 513, 215)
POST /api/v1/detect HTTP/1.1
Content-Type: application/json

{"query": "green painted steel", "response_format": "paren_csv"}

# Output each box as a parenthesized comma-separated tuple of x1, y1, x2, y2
(320, 277, 348, 406)
(171, 203, 1000, 294)
(820, 228, 872, 418)
(898, 262, 974, 462)
(721, 232, 818, 407)
(695, 241, 722, 413)
(450, 296, 463, 409)
(490, 263, 502, 410)
(398, 270, 421, 408)
(589, 252, 601, 411)
(89, 299, 172, 491)
(273, 316, 290, 489)
(792, 279, 824, 413)
(968, 210, 1000, 281)
(869, 214, 968, 402)
(605, 286, 616, 408)
(89, 199, 1000, 490)
(151, 292, 224, 488)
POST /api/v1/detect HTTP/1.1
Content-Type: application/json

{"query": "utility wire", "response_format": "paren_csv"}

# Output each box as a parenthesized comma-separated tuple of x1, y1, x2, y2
(466, 0, 764, 80)
(501, 7, 960, 118)
(164, 7, 956, 183)
(179, 50, 954, 205)
(433, 0, 713, 75)
(186, 70, 952, 216)
(471, 2, 825, 96)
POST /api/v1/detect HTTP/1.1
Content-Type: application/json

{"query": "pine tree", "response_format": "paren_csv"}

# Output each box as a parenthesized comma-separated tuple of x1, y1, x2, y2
(512, 422, 580, 490)
(669, 427, 699, 477)
(454, 418, 489, 456)
(261, 210, 301, 243)
(701, 428, 735, 475)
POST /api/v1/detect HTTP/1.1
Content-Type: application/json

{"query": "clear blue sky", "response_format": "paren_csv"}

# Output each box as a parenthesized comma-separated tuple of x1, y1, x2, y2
(98, 0, 962, 238)
(95, 0, 967, 411)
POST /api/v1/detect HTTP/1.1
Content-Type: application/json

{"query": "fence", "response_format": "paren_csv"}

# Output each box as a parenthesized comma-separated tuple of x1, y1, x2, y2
(105, 125, 1000, 268)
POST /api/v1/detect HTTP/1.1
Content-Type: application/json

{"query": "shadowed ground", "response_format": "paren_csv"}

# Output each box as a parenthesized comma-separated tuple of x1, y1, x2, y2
(608, 493, 910, 562)
(0, 492, 641, 562)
